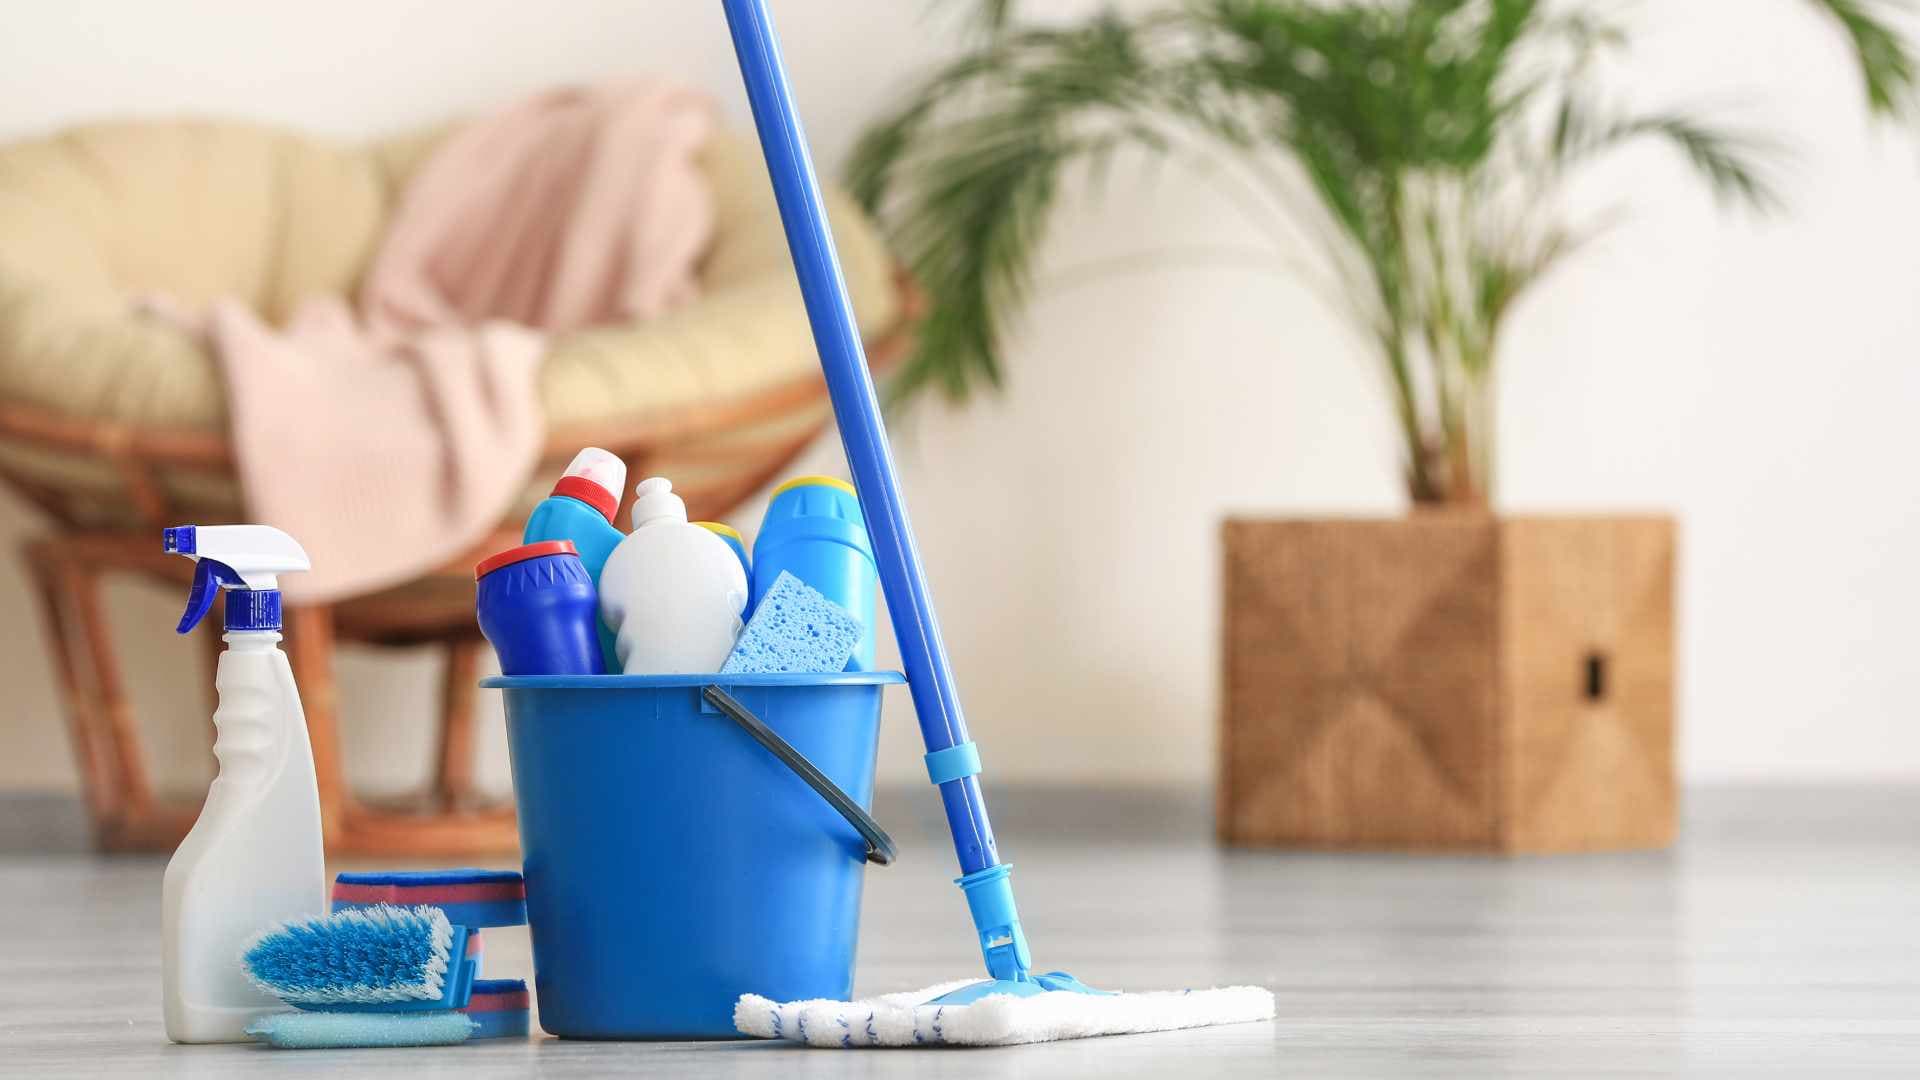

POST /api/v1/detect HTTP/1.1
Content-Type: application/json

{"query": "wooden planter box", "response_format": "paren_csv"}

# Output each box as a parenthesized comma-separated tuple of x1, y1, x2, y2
(1219, 514, 1676, 853)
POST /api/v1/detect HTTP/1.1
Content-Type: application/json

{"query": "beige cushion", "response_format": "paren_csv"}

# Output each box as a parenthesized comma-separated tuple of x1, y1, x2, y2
(0, 117, 901, 520)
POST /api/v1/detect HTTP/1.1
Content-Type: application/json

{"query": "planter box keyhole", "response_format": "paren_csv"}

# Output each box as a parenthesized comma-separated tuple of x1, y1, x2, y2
(1585, 651, 1608, 702)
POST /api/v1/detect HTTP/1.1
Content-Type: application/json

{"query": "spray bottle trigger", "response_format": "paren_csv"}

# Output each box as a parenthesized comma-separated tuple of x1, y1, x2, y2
(176, 558, 245, 635)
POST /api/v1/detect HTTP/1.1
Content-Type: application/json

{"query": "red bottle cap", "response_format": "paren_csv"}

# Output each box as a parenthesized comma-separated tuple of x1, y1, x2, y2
(549, 448, 625, 522)
(551, 475, 618, 522)
(475, 539, 579, 580)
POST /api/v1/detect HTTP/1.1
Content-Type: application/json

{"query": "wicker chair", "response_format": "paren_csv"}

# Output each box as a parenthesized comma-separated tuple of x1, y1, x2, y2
(0, 118, 918, 855)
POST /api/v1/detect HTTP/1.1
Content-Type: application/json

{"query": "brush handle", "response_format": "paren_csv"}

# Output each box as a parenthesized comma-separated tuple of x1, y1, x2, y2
(720, 0, 1001, 878)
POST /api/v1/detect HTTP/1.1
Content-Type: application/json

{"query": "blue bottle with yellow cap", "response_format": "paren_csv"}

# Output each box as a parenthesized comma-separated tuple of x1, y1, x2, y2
(750, 475, 877, 669)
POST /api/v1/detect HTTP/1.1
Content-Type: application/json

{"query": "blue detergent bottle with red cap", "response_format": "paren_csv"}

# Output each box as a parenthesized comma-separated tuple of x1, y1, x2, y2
(475, 540, 606, 677)
(523, 448, 627, 670)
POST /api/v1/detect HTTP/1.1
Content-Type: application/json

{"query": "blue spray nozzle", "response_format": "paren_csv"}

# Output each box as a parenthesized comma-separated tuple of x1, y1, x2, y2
(164, 524, 309, 633)
(176, 558, 245, 635)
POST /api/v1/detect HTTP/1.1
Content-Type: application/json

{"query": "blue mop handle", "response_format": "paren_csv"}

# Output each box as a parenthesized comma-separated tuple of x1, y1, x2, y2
(722, 0, 1033, 983)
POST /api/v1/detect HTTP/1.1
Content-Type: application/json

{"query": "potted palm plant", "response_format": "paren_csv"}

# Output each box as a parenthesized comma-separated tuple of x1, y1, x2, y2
(849, 0, 1914, 850)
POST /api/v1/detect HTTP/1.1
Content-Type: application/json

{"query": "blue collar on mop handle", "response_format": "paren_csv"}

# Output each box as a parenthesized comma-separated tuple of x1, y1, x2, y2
(721, 0, 1103, 999)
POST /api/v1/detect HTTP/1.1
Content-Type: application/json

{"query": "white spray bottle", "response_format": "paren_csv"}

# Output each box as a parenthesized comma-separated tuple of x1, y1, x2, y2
(160, 525, 326, 1044)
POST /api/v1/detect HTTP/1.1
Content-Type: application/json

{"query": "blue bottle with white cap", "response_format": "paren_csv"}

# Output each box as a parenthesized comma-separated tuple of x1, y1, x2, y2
(523, 448, 628, 670)
(750, 475, 878, 669)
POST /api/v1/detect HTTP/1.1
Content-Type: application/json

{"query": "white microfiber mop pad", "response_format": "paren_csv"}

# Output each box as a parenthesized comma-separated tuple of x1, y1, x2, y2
(735, 980, 1275, 1047)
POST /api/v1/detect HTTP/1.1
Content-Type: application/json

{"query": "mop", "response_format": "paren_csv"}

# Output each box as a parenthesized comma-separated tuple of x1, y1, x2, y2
(719, 0, 1275, 1047)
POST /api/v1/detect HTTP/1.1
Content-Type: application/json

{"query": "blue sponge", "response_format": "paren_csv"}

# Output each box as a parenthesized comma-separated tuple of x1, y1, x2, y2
(331, 869, 527, 928)
(247, 1011, 475, 1049)
(463, 978, 531, 1039)
(720, 571, 863, 674)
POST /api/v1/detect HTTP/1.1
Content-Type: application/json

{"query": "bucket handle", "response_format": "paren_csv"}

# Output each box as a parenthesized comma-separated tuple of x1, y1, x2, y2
(701, 685, 896, 866)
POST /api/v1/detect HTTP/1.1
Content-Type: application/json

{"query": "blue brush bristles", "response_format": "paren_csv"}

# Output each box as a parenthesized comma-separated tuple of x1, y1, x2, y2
(243, 904, 455, 1006)
(247, 1011, 476, 1049)
(721, 570, 863, 674)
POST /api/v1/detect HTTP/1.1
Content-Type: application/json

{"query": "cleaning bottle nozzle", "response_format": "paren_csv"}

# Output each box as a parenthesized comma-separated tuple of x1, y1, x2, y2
(629, 476, 688, 529)
(550, 448, 627, 523)
(165, 524, 311, 634)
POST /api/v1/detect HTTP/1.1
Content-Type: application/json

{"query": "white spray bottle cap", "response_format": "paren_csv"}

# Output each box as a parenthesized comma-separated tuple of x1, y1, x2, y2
(163, 524, 310, 634)
(630, 476, 688, 529)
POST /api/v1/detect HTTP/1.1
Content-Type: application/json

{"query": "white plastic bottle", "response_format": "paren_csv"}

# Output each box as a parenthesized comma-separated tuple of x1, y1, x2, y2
(599, 477, 749, 673)
(159, 525, 327, 1043)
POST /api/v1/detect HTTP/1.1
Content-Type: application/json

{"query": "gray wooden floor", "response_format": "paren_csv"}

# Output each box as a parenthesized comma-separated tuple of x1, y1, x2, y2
(2, 785, 1916, 1077)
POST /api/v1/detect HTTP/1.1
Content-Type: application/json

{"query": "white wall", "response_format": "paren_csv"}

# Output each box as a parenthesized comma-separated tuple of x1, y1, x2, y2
(0, 0, 1914, 799)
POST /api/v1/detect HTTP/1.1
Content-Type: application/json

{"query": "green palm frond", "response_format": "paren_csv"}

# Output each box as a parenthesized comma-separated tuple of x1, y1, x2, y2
(968, 0, 1018, 35)
(850, 17, 1168, 400)
(1546, 99, 1787, 211)
(856, 0, 1918, 502)
(1808, 0, 1919, 116)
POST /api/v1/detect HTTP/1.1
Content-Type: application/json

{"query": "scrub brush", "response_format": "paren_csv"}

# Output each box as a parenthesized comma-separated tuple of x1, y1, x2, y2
(240, 904, 481, 1048)
(720, 0, 1274, 1046)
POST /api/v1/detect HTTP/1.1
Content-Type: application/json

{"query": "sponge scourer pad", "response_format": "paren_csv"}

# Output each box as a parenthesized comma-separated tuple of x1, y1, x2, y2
(720, 571, 863, 674)
(330, 869, 527, 929)
(463, 978, 532, 1040)
(247, 1011, 476, 1049)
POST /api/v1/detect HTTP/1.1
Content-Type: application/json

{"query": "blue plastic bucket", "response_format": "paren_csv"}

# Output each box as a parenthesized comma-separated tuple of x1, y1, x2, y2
(482, 671, 901, 1039)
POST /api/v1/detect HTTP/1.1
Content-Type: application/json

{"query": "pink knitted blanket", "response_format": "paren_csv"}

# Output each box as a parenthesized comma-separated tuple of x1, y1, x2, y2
(206, 81, 712, 602)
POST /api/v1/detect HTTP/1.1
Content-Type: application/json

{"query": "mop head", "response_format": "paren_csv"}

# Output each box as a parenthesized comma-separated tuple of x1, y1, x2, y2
(246, 1011, 475, 1049)
(735, 980, 1275, 1048)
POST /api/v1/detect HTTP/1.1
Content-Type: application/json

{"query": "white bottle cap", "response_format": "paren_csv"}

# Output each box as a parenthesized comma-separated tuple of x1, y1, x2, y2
(630, 476, 688, 529)
(561, 447, 627, 506)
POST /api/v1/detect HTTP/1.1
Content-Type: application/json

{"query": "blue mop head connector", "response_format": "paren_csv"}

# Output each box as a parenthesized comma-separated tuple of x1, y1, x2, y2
(928, 863, 1104, 1004)
(958, 864, 1032, 983)
(242, 904, 476, 1010)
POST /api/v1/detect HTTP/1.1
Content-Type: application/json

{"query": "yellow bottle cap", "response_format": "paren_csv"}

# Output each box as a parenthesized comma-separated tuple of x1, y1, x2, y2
(770, 474, 857, 499)
(693, 521, 744, 544)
